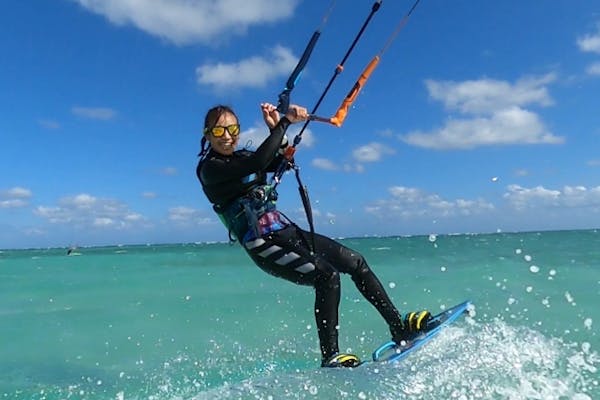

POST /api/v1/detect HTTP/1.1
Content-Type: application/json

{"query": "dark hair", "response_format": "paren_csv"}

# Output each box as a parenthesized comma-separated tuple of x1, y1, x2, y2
(198, 104, 238, 160)
(204, 104, 237, 132)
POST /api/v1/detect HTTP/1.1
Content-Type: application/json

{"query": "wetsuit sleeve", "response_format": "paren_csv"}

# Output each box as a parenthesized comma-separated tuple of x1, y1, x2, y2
(201, 117, 291, 185)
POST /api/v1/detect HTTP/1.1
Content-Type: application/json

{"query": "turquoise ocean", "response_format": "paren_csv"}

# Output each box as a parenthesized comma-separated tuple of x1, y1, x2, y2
(1, 229, 599, 399)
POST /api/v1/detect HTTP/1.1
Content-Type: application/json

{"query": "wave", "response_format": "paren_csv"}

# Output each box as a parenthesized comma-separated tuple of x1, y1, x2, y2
(185, 320, 598, 400)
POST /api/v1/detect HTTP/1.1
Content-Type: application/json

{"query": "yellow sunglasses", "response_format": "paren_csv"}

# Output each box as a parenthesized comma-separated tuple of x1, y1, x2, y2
(204, 124, 240, 137)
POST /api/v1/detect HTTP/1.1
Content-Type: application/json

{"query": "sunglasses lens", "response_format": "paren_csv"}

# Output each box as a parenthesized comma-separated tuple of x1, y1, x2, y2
(227, 124, 240, 136)
(211, 126, 225, 137)
(207, 124, 239, 137)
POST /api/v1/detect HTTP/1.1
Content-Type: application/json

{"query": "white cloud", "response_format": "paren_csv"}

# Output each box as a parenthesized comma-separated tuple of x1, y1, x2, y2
(196, 45, 297, 90)
(38, 119, 61, 130)
(24, 228, 46, 237)
(93, 217, 115, 227)
(1, 199, 28, 208)
(309, 142, 394, 174)
(577, 23, 600, 54)
(239, 127, 269, 150)
(352, 142, 395, 163)
(585, 61, 600, 76)
(577, 23, 600, 77)
(366, 186, 494, 219)
(291, 127, 315, 148)
(402, 107, 564, 150)
(312, 158, 339, 171)
(400, 74, 563, 150)
(125, 213, 144, 222)
(168, 206, 214, 226)
(160, 167, 178, 176)
(504, 185, 600, 211)
(3, 187, 32, 199)
(514, 169, 529, 177)
(0, 187, 32, 208)
(240, 123, 314, 150)
(142, 191, 157, 198)
(71, 106, 117, 121)
(343, 163, 364, 173)
(34, 193, 147, 229)
(74, 0, 299, 45)
(425, 74, 555, 115)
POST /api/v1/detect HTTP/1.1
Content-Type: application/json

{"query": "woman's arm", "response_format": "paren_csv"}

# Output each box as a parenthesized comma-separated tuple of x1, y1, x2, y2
(201, 104, 307, 184)
(200, 117, 290, 185)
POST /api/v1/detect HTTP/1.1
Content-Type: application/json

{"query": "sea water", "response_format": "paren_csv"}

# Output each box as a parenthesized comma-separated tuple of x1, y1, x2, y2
(0, 230, 598, 399)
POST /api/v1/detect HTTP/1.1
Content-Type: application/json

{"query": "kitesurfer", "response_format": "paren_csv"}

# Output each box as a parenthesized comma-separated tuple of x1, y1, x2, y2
(196, 102, 432, 367)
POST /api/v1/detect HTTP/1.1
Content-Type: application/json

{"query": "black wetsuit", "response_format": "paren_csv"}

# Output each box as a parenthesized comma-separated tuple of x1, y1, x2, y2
(196, 117, 404, 360)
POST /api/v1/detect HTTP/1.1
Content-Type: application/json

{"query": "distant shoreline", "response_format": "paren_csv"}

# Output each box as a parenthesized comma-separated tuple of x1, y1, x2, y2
(1, 227, 597, 252)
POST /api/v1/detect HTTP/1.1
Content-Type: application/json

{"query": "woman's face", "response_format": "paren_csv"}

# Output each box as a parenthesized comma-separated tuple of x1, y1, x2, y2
(205, 111, 240, 156)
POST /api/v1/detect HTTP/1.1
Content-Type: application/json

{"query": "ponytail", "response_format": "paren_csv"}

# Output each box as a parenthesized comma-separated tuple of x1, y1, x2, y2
(198, 136, 210, 161)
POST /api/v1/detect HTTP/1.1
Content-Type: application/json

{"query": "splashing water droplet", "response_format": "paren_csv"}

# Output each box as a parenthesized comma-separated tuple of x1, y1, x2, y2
(542, 297, 550, 307)
(565, 291, 575, 304)
(428, 234, 437, 242)
(529, 265, 540, 273)
(388, 282, 396, 289)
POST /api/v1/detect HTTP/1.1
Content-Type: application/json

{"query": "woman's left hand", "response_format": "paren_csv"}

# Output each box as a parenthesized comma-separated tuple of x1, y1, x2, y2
(261, 103, 280, 129)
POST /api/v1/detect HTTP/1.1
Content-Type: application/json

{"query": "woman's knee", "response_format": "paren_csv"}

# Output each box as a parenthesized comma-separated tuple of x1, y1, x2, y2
(315, 267, 340, 290)
(349, 260, 379, 288)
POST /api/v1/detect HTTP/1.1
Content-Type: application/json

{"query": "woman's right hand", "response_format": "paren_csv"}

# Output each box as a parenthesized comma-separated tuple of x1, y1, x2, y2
(285, 104, 309, 124)
(261, 102, 280, 129)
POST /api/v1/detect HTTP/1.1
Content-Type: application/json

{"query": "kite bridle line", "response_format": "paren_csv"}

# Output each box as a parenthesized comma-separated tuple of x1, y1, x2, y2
(276, 0, 337, 115)
(272, 0, 383, 187)
(269, 0, 422, 252)
(272, 0, 422, 186)
(268, 1, 383, 253)
(312, 0, 422, 128)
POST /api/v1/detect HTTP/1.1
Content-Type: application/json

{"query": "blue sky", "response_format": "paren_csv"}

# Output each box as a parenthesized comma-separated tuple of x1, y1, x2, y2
(2, 0, 600, 249)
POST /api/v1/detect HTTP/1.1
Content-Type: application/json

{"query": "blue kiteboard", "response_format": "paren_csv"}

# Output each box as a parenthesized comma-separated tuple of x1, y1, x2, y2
(371, 300, 471, 363)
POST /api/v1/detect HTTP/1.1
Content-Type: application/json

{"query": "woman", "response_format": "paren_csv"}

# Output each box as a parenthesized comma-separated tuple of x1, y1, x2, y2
(196, 102, 432, 367)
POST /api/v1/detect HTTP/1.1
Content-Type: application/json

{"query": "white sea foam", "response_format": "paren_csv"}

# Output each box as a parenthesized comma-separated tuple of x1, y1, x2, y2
(186, 321, 598, 400)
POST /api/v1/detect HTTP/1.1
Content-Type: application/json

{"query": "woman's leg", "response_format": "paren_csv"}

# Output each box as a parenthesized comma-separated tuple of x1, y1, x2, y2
(297, 229, 405, 336)
(243, 225, 343, 359)
(314, 268, 341, 359)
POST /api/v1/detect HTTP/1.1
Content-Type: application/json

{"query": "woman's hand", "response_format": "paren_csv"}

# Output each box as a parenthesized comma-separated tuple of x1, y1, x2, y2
(284, 104, 309, 124)
(261, 103, 309, 128)
(261, 103, 280, 129)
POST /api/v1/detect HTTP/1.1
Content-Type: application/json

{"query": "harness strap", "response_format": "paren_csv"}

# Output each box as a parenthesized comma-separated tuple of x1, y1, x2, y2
(293, 165, 316, 253)
(214, 184, 284, 244)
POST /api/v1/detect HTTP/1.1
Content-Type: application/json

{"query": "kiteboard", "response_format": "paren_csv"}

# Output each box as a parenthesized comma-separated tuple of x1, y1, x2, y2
(371, 300, 471, 363)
